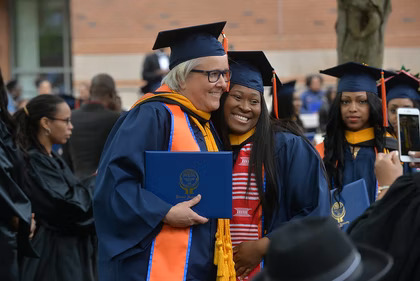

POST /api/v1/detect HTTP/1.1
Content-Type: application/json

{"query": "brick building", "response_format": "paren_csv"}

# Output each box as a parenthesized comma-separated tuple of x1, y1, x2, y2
(1, 0, 419, 108)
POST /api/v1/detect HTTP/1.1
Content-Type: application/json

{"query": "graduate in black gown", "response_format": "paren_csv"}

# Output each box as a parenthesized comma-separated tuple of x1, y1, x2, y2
(14, 95, 96, 281)
(0, 69, 34, 281)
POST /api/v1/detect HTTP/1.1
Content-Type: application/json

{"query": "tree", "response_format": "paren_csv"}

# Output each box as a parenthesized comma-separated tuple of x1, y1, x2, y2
(336, 0, 392, 68)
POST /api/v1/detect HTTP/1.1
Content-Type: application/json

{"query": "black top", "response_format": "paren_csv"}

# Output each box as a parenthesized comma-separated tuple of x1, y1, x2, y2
(62, 102, 120, 179)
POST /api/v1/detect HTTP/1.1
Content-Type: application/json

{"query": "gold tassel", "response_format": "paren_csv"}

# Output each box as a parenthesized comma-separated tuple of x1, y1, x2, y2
(189, 117, 236, 280)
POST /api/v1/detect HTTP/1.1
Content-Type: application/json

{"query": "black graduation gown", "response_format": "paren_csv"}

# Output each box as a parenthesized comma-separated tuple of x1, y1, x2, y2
(0, 120, 32, 281)
(20, 149, 96, 281)
(347, 172, 420, 281)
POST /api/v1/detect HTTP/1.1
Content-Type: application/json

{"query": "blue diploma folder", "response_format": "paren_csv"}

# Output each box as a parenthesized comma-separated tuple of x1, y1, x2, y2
(330, 179, 370, 231)
(145, 151, 233, 218)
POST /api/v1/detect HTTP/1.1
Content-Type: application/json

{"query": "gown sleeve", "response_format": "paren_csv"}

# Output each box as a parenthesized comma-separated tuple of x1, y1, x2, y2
(93, 103, 173, 258)
(27, 150, 93, 231)
(267, 132, 330, 237)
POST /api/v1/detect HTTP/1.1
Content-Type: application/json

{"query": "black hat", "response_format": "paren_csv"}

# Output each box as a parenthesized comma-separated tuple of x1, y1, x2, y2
(320, 62, 395, 94)
(381, 70, 420, 102)
(153, 22, 227, 70)
(228, 51, 282, 94)
(253, 217, 393, 281)
(276, 80, 296, 96)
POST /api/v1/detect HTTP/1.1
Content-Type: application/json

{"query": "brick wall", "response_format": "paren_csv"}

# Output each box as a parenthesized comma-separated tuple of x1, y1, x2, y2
(0, 0, 10, 80)
(71, 0, 420, 55)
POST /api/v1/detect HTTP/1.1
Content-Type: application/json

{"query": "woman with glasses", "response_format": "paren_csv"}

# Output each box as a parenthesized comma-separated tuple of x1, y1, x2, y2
(212, 51, 330, 280)
(94, 22, 233, 281)
(14, 94, 96, 281)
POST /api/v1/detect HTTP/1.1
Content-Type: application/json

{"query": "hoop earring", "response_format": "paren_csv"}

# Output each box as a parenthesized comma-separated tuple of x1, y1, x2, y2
(45, 128, 51, 136)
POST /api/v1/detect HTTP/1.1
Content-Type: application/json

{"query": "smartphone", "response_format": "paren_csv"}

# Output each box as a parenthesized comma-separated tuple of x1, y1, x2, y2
(397, 107, 420, 162)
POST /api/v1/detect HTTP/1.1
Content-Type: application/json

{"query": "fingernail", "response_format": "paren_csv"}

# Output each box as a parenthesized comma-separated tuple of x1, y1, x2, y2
(409, 151, 415, 156)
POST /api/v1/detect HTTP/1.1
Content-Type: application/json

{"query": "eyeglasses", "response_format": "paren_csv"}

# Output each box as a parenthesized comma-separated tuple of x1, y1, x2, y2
(190, 69, 232, 83)
(50, 117, 72, 125)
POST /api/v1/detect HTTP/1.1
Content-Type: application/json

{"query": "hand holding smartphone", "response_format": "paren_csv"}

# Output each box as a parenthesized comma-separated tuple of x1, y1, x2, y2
(397, 108, 420, 162)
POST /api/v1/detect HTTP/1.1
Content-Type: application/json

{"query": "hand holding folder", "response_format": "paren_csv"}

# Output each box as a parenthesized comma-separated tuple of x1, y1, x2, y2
(163, 194, 209, 227)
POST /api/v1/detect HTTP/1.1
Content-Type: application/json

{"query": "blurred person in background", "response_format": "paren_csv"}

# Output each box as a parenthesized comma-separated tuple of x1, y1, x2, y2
(381, 70, 420, 174)
(0, 69, 35, 281)
(140, 48, 170, 94)
(62, 73, 120, 181)
(34, 78, 52, 95)
(5, 79, 23, 114)
(318, 86, 337, 133)
(272, 80, 305, 133)
(300, 74, 325, 113)
(15, 95, 96, 281)
(383, 70, 420, 137)
(74, 81, 91, 109)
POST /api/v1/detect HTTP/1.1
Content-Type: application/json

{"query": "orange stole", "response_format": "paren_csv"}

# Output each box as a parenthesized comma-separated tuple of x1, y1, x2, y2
(148, 104, 200, 281)
(315, 142, 325, 158)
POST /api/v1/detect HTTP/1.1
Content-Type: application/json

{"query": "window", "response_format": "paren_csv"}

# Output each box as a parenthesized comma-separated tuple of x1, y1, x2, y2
(11, 0, 72, 98)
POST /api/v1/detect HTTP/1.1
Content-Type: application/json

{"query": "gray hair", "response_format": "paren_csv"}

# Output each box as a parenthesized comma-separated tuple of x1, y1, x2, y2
(161, 58, 203, 92)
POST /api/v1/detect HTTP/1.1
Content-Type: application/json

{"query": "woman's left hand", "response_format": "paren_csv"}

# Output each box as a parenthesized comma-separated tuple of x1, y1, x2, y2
(233, 237, 270, 279)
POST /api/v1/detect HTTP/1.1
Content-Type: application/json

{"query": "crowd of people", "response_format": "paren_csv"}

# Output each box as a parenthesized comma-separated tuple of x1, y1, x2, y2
(1, 20, 420, 281)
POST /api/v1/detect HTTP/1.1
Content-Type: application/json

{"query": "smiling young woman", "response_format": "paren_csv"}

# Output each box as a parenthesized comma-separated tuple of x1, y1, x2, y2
(212, 51, 330, 280)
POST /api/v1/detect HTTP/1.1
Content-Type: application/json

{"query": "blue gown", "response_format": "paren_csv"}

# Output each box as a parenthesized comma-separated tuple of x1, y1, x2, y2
(266, 132, 330, 235)
(94, 101, 220, 281)
(342, 145, 377, 204)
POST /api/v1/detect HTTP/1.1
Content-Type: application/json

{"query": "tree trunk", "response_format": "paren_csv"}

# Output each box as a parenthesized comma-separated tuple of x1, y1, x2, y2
(336, 0, 392, 68)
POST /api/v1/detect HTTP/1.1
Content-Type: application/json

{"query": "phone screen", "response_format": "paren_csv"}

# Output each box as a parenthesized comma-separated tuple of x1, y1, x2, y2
(399, 114, 420, 156)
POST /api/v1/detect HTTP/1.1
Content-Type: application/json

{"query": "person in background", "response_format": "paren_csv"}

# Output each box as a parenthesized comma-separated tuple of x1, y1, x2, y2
(35, 78, 52, 95)
(383, 70, 420, 133)
(140, 48, 170, 94)
(382, 70, 420, 174)
(271, 80, 305, 133)
(318, 86, 337, 133)
(212, 51, 330, 280)
(316, 62, 397, 205)
(15, 95, 96, 281)
(253, 217, 393, 281)
(94, 22, 233, 281)
(74, 81, 90, 109)
(5, 80, 22, 114)
(300, 74, 325, 113)
(62, 73, 120, 180)
(0, 69, 35, 281)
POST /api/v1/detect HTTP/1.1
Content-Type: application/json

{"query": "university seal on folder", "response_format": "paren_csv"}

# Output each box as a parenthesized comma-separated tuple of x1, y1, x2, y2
(145, 151, 233, 218)
(330, 179, 370, 231)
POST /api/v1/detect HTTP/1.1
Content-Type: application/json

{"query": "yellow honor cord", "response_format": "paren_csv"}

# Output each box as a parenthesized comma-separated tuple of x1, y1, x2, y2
(189, 116, 236, 281)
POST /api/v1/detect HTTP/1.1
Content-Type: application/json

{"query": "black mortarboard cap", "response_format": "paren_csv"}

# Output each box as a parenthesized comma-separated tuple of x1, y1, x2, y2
(228, 51, 282, 94)
(277, 80, 296, 96)
(320, 62, 395, 94)
(153, 21, 226, 70)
